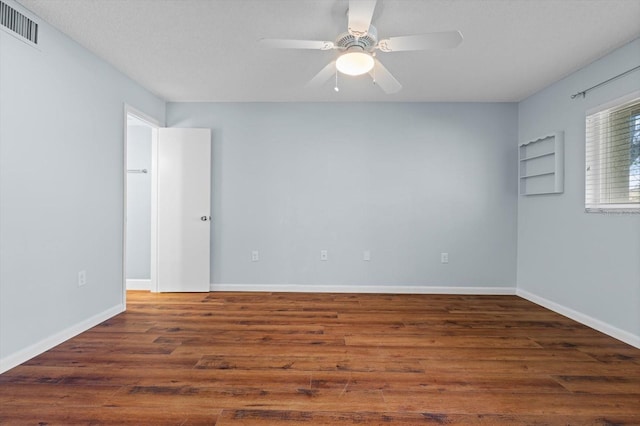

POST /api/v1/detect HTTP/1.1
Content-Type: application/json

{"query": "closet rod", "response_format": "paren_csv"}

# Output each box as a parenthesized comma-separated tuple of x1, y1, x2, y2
(571, 65, 640, 99)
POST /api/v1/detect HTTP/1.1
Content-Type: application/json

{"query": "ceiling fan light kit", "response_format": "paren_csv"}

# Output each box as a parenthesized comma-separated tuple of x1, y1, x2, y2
(259, 0, 463, 94)
(336, 50, 375, 76)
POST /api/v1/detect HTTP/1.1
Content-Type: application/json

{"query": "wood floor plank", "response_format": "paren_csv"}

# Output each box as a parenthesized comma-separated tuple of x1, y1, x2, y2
(217, 410, 640, 425)
(133, 367, 313, 389)
(306, 370, 569, 394)
(0, 382, 122, 406)
(345, 334, 543, 348)
(170, 343, 351, 359)
(382, 390, 640, 416)
(1, 291, 639, 424)
(105, 386, 387, 412)
(193, 354, 426, 373)
(420, 358, 640, 376)
(0, 402, 219, 425)
(216, 409, 525, 425)
(551, 374, 640, 394)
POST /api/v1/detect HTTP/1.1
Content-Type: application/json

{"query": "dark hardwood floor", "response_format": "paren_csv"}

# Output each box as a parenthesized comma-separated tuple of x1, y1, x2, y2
(1, 291, 639, 425)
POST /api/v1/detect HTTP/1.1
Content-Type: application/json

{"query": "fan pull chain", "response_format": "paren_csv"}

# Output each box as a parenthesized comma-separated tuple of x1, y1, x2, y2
(334, 70, 340, 92)
(372, 62, 376, 85)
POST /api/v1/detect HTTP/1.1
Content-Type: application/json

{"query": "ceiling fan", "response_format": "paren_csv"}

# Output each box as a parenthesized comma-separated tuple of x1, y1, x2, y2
(259, 0, 463, 94)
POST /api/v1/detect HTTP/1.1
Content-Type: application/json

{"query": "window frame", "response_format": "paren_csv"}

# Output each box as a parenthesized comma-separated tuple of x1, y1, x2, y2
(585, 91, 640, 214)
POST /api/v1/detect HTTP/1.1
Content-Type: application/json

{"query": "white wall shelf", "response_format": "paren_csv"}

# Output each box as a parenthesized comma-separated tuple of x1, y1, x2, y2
(519, 132, 564, 195)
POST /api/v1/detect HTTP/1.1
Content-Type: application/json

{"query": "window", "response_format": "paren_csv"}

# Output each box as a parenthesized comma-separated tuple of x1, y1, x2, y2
(585, 92, 640, 213)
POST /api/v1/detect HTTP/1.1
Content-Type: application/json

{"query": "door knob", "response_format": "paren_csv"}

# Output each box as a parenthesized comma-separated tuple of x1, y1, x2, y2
(201, 216, 208, 221)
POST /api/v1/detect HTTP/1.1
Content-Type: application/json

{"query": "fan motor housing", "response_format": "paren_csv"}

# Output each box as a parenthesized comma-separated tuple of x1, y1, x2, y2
(335, 25, 378, 51)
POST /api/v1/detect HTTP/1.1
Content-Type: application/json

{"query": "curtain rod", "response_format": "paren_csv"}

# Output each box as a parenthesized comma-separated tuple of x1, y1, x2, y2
(571, 65, 640, 99)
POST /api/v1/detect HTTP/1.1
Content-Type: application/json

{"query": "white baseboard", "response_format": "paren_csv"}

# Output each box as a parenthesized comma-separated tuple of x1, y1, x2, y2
(0, 304, 125, 374)
(126, 279, 151, 291)
(517, 288, 640, 349)
(210, 283, 516, 295)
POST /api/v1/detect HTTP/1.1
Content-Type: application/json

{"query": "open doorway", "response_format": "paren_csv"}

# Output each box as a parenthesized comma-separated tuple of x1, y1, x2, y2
(123, 107, 211, 300)
(124, 106, 159, 302)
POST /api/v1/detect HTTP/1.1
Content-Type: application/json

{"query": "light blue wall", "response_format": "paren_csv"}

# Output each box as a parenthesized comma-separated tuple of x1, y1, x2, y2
(126, 125, 152, 280)
(517, 38, 640, 343)
(167, 102, 518, 289)
(0, 0, 165, 367)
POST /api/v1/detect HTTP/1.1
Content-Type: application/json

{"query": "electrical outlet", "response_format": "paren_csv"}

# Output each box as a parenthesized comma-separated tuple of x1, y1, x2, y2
(320, 250, 328, 261)
(251, 250, 260, 262)
(363, 250, 371, 261)
(78, 270, 87, 286)
(441, 253, 449, 264)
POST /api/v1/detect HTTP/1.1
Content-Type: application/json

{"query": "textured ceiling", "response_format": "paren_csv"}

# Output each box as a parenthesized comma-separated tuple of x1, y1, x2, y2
(16, 0, 640, 102)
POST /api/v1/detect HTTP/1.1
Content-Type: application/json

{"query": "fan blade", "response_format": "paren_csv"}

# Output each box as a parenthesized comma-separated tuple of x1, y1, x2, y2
(307, 61, 337, 88)
(369, 59, 401, 94)
(378, 30, 463, 52)
(348, 0, 377, 37)
(259, 38, 334, 50)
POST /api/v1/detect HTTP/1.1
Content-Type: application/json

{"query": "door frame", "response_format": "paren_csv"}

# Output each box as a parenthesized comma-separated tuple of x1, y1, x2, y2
(123, 105, 161, 307)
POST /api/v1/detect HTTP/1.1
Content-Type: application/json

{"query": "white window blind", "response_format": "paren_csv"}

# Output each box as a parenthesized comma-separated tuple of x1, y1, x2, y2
(585, 92, 640, 213)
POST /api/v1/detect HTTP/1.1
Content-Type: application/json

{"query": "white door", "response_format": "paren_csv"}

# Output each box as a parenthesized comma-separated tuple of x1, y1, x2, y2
(157, 128, 211, 292)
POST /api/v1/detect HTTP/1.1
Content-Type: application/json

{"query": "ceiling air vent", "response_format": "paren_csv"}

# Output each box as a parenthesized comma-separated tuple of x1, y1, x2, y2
(0, 1, 38, 45)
